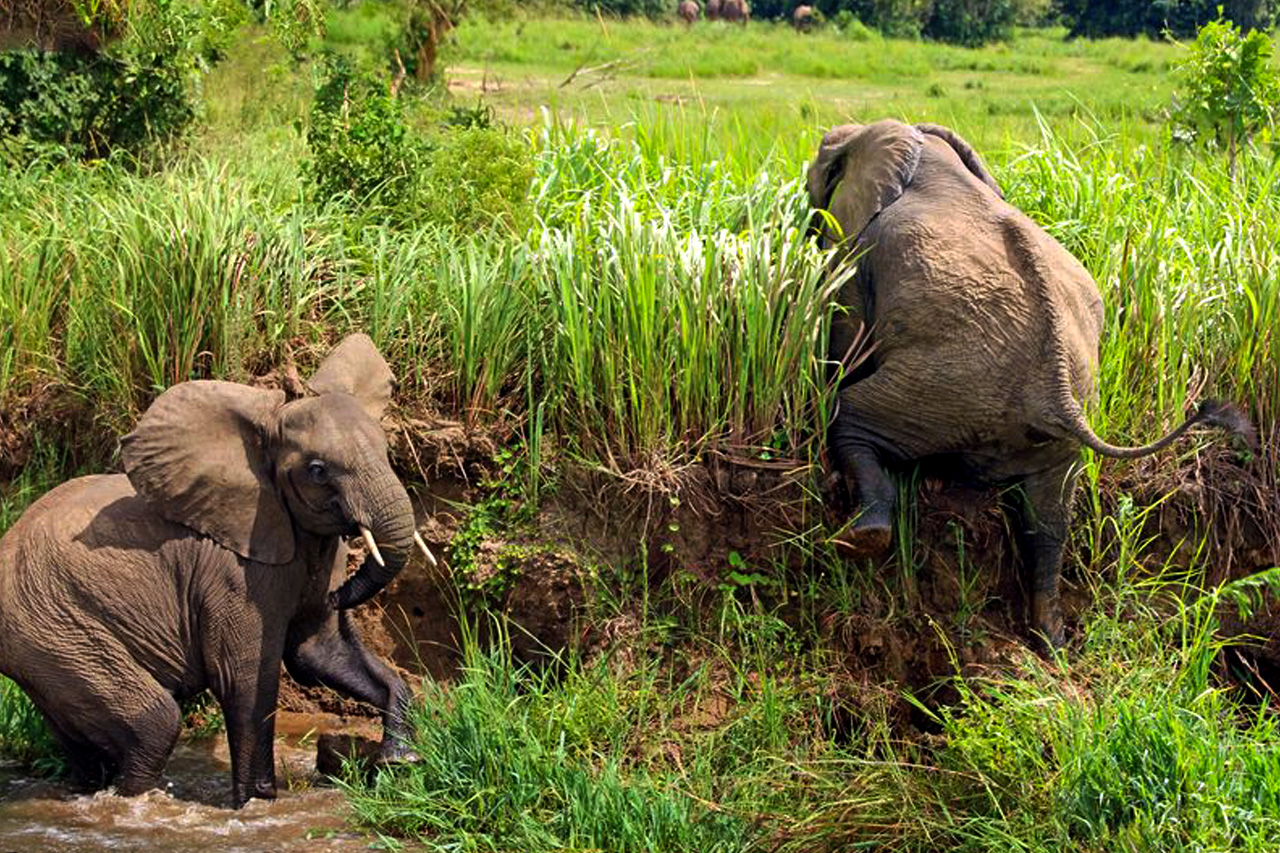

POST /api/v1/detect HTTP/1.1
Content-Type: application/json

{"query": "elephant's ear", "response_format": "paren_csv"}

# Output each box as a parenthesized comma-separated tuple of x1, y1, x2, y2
(915, 122, 1003, 199)
(806, 120, 924, 246)
(307, 334, 395, 421)
(121, 381, 294, 565)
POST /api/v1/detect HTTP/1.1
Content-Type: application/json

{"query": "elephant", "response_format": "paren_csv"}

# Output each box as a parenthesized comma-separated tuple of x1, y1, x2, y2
(678, 0, 699, 23)
(705, 0, 722, 19)
(0, 334, 437, 807)
(793, 4, 815, 30)
(721, 0, 749, 23)
(807, 120, 1252, 648)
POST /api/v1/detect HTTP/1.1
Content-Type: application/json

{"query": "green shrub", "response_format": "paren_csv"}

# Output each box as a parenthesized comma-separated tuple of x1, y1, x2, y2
(831, 9, 878, 37)
(816, 0, 930, 37)
(418, 125, 532, 233)
(0, 0, 240, 162)
(303, 55, 429, 209)
(924, 0, 1016, 45)
(303, 56, 530, 232)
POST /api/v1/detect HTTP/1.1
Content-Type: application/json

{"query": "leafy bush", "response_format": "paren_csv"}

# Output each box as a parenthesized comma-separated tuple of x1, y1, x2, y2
(303, 56, 531, 232)
(303, 55, 428, 208)
(831, 9, 879, 37)
(1056, 0, 1274, 39)
(814, 0, 930, 38)
(0, 0, 237, 161)
(1171, 14, 1280, 178)
(419, 125, 532, 233)
(924, 0, 1015, 45)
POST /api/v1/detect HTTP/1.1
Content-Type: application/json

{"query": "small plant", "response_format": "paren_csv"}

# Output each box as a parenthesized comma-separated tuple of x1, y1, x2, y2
(1171, 13, 1280, 179)
(180, 691, 225, 740)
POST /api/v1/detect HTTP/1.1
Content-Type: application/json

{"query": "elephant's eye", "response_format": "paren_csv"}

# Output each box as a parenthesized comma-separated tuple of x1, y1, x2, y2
(307, 460, 330, 485)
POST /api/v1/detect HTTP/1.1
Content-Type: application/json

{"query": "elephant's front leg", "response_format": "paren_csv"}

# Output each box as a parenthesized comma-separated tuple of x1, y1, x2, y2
(828, 392, 897, 558)
(285, 610, 415, 762)
(212, 645, 287, 807)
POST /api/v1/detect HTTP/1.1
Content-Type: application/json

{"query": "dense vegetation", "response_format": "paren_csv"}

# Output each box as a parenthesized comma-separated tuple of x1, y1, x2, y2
(2, 6, 1279, 852)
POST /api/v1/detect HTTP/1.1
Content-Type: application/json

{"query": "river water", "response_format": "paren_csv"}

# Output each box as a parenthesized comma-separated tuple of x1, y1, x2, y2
(0, 713, 406, 853)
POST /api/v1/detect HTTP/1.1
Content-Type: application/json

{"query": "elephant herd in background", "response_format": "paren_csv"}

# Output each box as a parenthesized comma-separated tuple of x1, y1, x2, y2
(677, 0, 816, 28)
(0, 120, 1252, 807)
(677, 0, 751, 25)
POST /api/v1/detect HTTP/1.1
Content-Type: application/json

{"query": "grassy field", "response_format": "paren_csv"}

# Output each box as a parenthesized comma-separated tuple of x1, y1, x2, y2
(2, 10, 1280, 852)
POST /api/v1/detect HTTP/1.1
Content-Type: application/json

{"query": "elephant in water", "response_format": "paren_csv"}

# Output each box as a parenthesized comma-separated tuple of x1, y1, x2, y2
(0, 334, 437, 807)
(807, 120, 1252, 647)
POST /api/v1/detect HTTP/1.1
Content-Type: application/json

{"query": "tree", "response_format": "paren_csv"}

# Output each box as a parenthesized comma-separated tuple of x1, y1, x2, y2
(1171, 14, 1280, 179)
(1055, 0, 1274, 39)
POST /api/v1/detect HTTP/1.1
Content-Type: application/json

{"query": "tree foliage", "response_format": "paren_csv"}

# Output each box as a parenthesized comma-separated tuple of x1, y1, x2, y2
(0, 0, 243, 160)
(1055, 0, 1274, 39)
(1171, 14, 1280, 178)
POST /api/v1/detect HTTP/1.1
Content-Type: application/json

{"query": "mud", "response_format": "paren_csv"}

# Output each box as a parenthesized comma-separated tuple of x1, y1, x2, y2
(0, 713, 410, 853)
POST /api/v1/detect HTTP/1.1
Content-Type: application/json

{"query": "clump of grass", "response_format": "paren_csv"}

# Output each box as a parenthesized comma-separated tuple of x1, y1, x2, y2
(338, 636, 756, 851)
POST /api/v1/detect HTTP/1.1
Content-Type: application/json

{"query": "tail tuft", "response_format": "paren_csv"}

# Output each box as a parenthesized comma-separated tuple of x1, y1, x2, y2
(1196, 400, 1258, 451)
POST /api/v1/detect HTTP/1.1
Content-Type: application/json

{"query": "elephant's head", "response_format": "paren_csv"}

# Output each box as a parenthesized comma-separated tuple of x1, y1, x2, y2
(121, 334, 426, 610)
(806, 120, 1003, 249)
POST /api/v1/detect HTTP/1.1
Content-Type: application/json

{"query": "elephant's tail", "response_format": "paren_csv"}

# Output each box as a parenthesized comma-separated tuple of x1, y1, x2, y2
(1056, 399, 1255, 459)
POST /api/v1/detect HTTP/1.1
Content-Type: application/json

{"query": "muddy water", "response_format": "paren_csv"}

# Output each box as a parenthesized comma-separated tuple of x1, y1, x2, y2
(0, 712, 406, 853)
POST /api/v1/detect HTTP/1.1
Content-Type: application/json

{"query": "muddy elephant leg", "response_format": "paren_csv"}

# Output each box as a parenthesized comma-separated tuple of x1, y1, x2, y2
(285, 610, 414, 761)
(1016, 460, 1080, 650)
(828, 381, 904, 558)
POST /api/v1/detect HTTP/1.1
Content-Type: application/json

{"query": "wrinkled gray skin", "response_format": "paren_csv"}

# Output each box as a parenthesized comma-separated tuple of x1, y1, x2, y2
(0, 334, 418, 807)
(792, 4, 814, 30)
(809, 120, 1249, 648)
(705, 0, 722, 19)
(721, 0, 749, 22)
(678, 0, 699, 23)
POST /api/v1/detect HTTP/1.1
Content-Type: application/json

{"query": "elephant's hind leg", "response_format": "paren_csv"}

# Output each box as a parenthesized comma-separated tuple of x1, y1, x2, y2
(30, 658, 180, 797)
(111, 691, 182, 797)
(1013, 458, 1080, 650)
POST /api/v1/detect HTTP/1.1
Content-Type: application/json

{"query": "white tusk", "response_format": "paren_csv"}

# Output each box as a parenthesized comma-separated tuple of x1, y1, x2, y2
(414, 531, 438, 566)
(359, 526, 385, 568)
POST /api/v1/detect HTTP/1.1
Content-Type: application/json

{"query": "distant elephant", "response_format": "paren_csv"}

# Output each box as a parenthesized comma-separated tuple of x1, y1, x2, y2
(678, 0, 699, 23)
(721, 0, 749, 22)
(792, 4, 815, 30)
(0, 334, 437, 807)
(705, 0, 721, 19)
(807, 120, 1251, 648)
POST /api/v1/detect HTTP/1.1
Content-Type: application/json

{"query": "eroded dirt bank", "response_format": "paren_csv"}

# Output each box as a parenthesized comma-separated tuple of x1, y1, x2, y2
(284, 406, 1278, 728)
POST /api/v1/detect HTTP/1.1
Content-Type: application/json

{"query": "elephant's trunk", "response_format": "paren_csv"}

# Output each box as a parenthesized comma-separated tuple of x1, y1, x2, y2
(330, 471, 416, 610)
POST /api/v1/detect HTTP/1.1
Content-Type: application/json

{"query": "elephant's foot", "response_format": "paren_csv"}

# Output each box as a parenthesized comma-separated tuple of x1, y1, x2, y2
(231, 778, 278, 808)
(831, 521, 892, 559)
(1030, 590, 1065, 653)
(376, 735, 419, 765)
